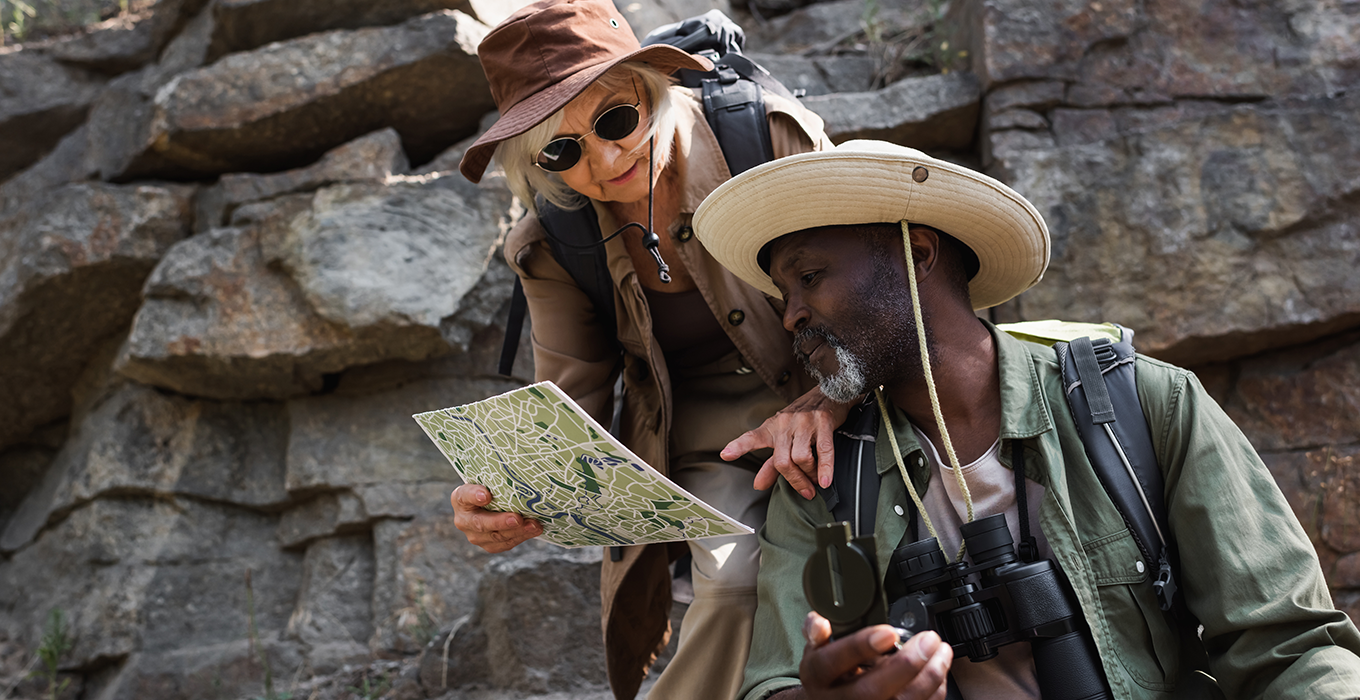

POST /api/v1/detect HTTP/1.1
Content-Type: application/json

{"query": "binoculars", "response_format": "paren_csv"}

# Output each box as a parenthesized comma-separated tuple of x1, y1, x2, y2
(803, 514, 1113, 700)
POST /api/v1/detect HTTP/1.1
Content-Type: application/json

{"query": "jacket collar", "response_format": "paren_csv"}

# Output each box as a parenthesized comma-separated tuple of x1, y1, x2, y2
(877, 320, 1055, 476)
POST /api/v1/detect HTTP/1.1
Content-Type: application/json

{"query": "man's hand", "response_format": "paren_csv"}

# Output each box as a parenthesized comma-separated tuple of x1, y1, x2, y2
(782, 612, 951, 700)
(721, 386, 854, 500)
(450, 484, 542, 553)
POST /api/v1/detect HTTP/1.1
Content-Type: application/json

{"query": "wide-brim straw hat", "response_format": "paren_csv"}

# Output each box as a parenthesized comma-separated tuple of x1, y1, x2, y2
(693, 140, 1050, 310)
(459, 0, 713, 183)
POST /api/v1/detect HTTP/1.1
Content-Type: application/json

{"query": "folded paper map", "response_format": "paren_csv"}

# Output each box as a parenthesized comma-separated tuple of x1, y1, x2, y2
(414, 381, 755, 548)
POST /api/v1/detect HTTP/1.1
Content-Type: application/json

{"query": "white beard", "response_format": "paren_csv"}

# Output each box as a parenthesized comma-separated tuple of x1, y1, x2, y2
(809, 343, 867, 403)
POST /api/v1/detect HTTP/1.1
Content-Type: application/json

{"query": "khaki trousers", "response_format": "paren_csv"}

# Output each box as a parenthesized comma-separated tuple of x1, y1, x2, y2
(646, 353, 785, 700)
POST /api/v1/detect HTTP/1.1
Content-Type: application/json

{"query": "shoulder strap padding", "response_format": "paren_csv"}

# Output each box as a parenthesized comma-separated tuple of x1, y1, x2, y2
(1056, 330, 1178, 610)
(819, 398, 883, 540)
(701, 63, 774, 176)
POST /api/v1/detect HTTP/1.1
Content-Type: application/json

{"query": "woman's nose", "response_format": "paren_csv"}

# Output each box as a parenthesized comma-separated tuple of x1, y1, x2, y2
(587, 136, 626, 170)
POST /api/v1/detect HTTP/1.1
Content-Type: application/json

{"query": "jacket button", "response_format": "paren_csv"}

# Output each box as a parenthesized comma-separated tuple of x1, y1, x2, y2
(677, 225, 694, 242)
(727, 309, 745, 325)
(777, 371, 791, 385)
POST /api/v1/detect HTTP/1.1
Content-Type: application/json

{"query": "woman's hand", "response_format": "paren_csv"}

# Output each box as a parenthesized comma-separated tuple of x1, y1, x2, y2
(450, 484, 542, 553)
(787, 613, 952, 700)
(720, 386, 854, 500)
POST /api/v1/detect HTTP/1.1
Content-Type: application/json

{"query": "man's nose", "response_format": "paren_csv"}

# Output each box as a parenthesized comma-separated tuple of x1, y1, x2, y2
(782, 295, 809, 333)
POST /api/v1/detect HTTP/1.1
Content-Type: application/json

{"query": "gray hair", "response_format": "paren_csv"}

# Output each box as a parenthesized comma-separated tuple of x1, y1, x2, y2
(494, 62, 680, 214)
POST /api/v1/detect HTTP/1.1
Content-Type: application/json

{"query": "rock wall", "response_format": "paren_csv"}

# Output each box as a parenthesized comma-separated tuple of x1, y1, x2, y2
(0, 0, 1356, 698)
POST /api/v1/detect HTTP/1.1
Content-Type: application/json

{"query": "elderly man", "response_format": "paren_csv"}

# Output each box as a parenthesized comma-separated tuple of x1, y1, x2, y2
(693, 140, 1360, 700)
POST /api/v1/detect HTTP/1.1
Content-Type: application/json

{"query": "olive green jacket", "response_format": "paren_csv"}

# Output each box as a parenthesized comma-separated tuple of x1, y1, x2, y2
(742, 323, 1360, 700)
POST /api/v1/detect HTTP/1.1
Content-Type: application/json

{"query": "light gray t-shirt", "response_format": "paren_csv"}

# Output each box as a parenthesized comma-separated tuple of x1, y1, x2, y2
(913, 427, 1052, 700)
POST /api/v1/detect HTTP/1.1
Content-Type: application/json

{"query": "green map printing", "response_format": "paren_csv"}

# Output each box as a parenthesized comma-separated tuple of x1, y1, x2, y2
(414, 381, 752, 548)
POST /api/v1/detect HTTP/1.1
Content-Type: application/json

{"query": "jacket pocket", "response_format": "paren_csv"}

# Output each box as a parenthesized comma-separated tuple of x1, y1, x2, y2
(1084, 529, 1181, 693)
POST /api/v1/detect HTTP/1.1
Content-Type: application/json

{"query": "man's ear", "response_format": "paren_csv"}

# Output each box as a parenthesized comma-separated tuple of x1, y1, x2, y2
(906, 226, 941, 278)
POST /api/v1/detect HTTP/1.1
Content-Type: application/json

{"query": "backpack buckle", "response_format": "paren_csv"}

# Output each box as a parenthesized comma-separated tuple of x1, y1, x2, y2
(1152, 553, 1177, 611)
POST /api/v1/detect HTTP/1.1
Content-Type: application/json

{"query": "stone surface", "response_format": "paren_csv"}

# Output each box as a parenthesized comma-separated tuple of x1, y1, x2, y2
(1212, 331, 1360, 454)
(273, 175, 514, 350)
(418, 547, 606, 694)
(749, 52, 874, 96)
(35, 0, 208, 75)
(205, 0, 522, 61)
(78, 641, 305, 700)
(741, 0, 931, 54)
(0, 182, 193, 452)
(802, 70, 981, 149)
(69, 4, 215, 182)
(117, 170, 514, 400)
(615, 0, 730, 42)
(0, 382, 289, 553)
(0, 51, 103, 182)
(976, 0, 1360, 97)
(285, 373, 518, 492)
(0, 497, 302, 669)
(114, 222, 367, 400)
(287, 535, 375, 673)
(371, 515, 498, 655)
(276, 481, 457, 549)
(0, 423, 66, 534)
(125, 10, 492, 180)
(1003, 95, 1360, 365)
(196, 128, 410, 233)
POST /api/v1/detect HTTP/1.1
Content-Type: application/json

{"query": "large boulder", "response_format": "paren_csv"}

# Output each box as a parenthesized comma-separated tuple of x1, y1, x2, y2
(418, 546, 606, 695)
(0, 4, 215, 195)
(284, 368, 520, 493)
(196, 128, 410, 233)
(0, 51, 104, 182)
(1002, 95, 1360, 365)
(749, 53, 875, 97)
(118, 10, 492, 180)
(0, 498, 303, 673)
(34, 0, 210, 76)
(205, 0, 522, 61)
(115, 168, 517, 399)
(287, 534, 376, 673)
(615, 0, 731, 42)
(0, 182, 193, 452)
(973, 0, 1360, 98)
(0, 382, 290, 553)
(803, 71, 981, 149)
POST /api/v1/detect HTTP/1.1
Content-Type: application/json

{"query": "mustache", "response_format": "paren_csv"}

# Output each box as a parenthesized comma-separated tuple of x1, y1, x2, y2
(793, 326, 843, 362)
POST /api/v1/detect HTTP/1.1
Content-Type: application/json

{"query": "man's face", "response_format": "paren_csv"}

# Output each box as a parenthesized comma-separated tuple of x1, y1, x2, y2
(767, 226, 920, 400)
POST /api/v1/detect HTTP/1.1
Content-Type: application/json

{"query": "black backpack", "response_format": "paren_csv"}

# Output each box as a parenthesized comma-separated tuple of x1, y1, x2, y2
(496, 10, 791, 377)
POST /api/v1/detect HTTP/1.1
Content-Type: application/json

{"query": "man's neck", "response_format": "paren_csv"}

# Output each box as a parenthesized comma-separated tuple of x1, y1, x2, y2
(883, 317, 1001, 465)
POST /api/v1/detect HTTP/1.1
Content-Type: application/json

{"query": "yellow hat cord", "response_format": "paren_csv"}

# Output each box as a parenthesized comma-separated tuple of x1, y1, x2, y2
(874, 219, 974, 563)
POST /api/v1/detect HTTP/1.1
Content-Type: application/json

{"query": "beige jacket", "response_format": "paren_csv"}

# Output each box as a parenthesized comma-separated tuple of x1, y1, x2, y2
(502, 86, 831, 699)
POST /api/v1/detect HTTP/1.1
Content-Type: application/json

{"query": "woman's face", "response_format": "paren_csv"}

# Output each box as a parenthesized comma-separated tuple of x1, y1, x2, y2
(550, 80, 654, 204)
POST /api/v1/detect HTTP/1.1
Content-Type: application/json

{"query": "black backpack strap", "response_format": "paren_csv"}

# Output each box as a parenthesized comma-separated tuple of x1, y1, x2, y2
(817, 398, 883, 539)
(497, 277, 527, 377)
(701, 63, 774, 176)
(1056, 327, 1180, 611)
(496, 198, 619, 376)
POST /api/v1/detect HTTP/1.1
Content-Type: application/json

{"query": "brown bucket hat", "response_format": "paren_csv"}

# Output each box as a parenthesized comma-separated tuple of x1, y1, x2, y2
(459, 0, 713, 183)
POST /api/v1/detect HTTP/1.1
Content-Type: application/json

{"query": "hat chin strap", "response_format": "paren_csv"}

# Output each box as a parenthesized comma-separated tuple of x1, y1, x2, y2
(875, 219, 974, 562)
(640, 138, 671, 283)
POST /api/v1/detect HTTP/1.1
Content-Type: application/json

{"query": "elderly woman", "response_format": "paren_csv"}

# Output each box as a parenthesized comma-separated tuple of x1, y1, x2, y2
(452, 0, 846, 697)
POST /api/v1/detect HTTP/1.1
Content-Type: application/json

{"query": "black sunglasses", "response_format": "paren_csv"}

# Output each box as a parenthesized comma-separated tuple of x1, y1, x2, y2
(535, 87, 643, 173)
